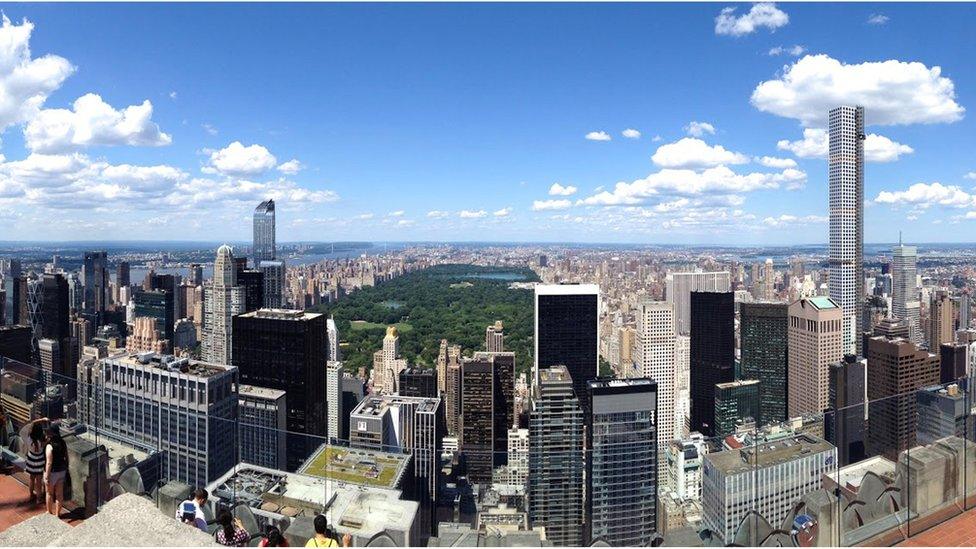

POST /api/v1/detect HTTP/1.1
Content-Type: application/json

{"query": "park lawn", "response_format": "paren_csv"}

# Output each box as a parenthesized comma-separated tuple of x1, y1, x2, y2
(349, 320, 413, 332)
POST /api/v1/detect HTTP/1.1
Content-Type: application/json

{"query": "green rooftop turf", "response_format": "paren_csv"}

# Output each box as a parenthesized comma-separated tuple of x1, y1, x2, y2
(300, 446, 406, 488)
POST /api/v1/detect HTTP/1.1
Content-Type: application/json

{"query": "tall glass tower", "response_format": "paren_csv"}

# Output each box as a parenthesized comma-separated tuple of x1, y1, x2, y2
(253, 199, 276, 265)
(828, 105, 865, 355)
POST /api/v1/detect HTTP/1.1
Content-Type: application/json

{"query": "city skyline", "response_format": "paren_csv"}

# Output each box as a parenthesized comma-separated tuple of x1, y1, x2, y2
(0, 3, 972, 244)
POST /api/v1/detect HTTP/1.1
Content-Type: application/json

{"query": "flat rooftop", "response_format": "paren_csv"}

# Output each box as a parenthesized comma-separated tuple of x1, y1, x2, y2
(111, 351, 232, 378)
(239, 308, 322, 321)
(706, 433, 835, 476)
(825, 456, 896, 492)
(208, 463, 417, 538)
(351, 394, 440, 417)
(238, 384, 287, 401)
(298, 444, 410, 489)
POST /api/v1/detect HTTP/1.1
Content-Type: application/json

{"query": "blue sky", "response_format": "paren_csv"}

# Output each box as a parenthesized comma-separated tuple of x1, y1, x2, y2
(0, 2, 973, 245)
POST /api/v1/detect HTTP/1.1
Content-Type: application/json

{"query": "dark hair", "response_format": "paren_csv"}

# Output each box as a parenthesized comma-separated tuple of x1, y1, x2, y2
(218, 509, 235, 541)
(30, 421, 45, 445)
(193, 487, 209, 503)
(313, 514, 328, 536)
(45, 426, 66, 460)
(264, 526, 285, 547)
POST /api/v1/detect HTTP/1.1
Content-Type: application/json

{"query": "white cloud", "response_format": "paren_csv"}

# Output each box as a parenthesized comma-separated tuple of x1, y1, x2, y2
(874, 182, 974, 209)
(762, 214, 828, 227)
(426, 210, 449, 219)
(387, 210, 405, 217)
(24, 93, 172, 153)
(577, 165, 805, 206)
(0, 16, 75, 134)
(768, 45, 806, 56)
(684, 121, 716, 137)
(964, 172, 976, 180)
(532, 199, 572, 211)
(585, 131, 611, 141)
(776, 128, 914, 162)
(203, 141, 277, 176)
(651, 135, 662, 142)
(397, 219, 414, 227)
(867, 14, 890, 25)
(755, 155, 797, 169)
(493, 207, 512, 217)
(651, 137, 749, 169)
(459, 209, 488, 219)
(354, 213, 374, 220)
(277, 159, 303, 175)
(0, 152, 337, 210)
(202, 123, 218, 136)
(168, 91, 177, 100)
(715, 3, 789, 37)
(549, 183, 578, 196)
(622, 128, 641, 139)
(752, 54, 965, 126)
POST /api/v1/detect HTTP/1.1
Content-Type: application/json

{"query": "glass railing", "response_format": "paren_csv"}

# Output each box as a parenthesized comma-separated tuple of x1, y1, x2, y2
(1, 355, 974, 547)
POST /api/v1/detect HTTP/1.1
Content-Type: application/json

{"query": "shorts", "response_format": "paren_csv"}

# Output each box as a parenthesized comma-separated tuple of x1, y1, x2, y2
(46, 471, 66, 486)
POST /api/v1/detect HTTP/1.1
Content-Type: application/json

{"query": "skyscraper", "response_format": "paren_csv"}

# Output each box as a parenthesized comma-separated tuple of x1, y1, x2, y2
(634, 300, 675, 479)
(584, 378, 658, 546)
(133, 289, 174, 343)
(891, 239, 920, 344)
(399, 367, 437, 398)
(828, 105, 865, 355)
(253, 199, 276, 265)
(327, 317, 340, 362)
(232, 308, 328, 470)
(485, 320, 504, 352)
(237, 384, 287, 470)
(116, 261, 130, 291)
(689, 291, 734, 437)
(202, 245, 243, 365)
(928, 290, 954, 351)
(827, 354, 866, 466)
(713, 379, 760, 437)
(665, 271, 731, 335)
(740, 302, 789, 425)
(866, 334, 939, 460)
(534, 284, 598, 413)
(787, 297, 843, 418)
(528, 365, 584, 547)
(94, 352, 238, 488)
(326, 361, 344, 442)
(259, 260, 285, 309)
(1, 259, 21, 325)
(82, 251, 109, 320)
(458, 352, 514, 483)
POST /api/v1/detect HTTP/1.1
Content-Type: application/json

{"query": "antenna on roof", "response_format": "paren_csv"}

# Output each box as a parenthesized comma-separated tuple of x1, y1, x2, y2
(899, 230, 902, 246)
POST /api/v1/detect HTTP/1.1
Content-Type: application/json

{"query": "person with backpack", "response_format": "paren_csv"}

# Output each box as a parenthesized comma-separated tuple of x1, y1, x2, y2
(305, 515, 350, 547)
(175, 487, 210, 531)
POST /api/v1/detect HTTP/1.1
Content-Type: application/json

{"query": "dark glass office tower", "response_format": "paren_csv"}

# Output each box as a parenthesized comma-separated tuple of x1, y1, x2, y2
(460, 355, 494, 483)
(1, 259, 21, 325)
(740, 302, 789, 426)
(528, 365, 584, 547)
(714, 379, 760, 437)
(476, 351, 515, 467)
(939, 343, 967, 384)
(232, 309, 328, 471)
(253, 199, 276, 264)
(535, 284, 598, 413)
(116, 261, 130, 289)
(690, 291, 735, 437)
(133, 289, 175, 343)
(235, 266, 265, 313)
(398, 367, 437, 398)
(82, 251, 108, 320)
(827, 354, 866, 465)
(585, 378, 657, 546)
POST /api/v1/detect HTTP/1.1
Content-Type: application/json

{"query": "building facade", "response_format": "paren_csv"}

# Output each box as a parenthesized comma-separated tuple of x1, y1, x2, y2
(787, 297, 844, 417)
(253, 199, 276, 265)
(534, 284, 599, 414)
(202, 245, 243, 365)
(238, 384, 287, 469)
(665, 271, 731, 335)
(827, 105, 865, 355)
(740, 302, 789, 426)
(689, 291, 735, 437)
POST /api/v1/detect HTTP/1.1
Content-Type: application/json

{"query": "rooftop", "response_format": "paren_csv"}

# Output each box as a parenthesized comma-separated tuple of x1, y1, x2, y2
(706, 433, 835, 476)
(111, 351, 233, 378)
(824, 455, 896, 493)
(240, 308, 322, 321)
(351, 394, 440, 418)
(297, 444, 410, 489)
(806, 296, 839, 310)
(238, 383, 287, 401)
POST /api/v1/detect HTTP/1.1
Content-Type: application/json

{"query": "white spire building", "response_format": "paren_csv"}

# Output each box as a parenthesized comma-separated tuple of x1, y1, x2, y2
(828, 105, 865, 355)
(203, 245, 243, 364)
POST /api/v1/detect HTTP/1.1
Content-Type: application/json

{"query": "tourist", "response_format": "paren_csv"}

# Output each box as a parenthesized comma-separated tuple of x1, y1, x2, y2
(43, 425, 69, 517)
(305, 514, 349, 547)
(25, 417, 48, 505)
(176, 487, 210, 531)
(259, 525, 289, 547)
(216, 509, 250, 547)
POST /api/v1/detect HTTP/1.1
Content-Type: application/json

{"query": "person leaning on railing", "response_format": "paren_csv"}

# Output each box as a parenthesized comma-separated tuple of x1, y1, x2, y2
(305, 515, 351, 547)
